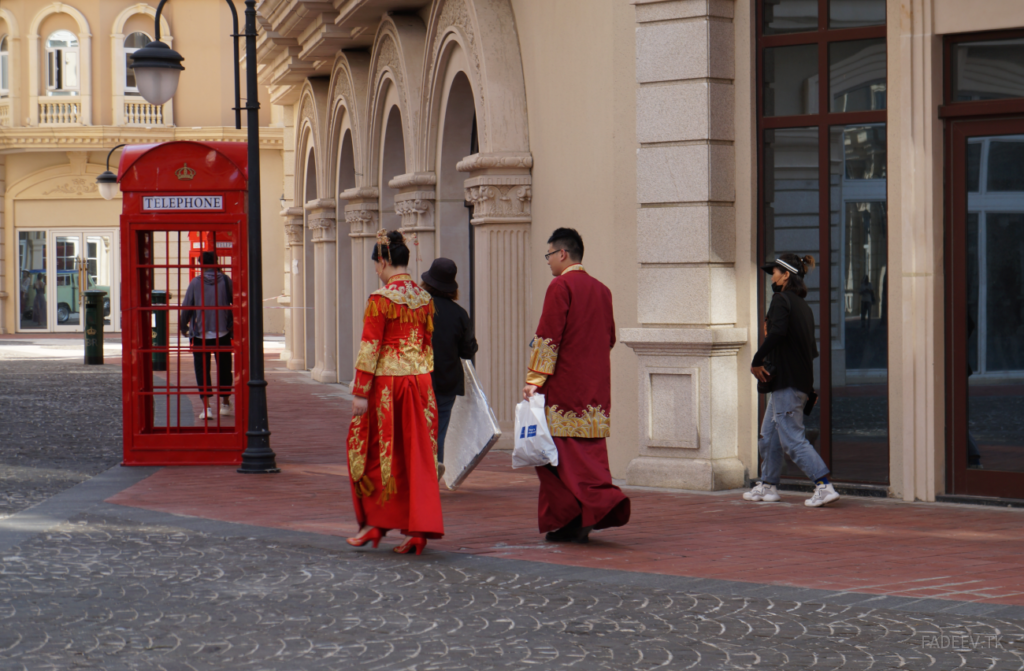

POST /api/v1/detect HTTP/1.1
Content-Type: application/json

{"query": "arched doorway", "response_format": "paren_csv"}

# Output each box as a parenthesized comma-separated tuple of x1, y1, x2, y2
(436, 71, 476, 318)
(379, 106, 406, 234)
(337, 129, 356, 380)
(303, 149, 317, 371)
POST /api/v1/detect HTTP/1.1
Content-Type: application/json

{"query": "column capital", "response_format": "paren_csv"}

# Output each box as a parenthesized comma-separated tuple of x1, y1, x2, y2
(387, 171, 437, 191)
(456, 152, 533, 174)
(344, 201, 379, 238)
(284, 219, 304, 247)
(464, 175, 532, 225)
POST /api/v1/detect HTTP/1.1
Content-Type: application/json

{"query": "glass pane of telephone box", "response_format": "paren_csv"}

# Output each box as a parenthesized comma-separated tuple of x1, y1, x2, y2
(830, 124, 889, 483)
(965, 135, 1024, 473)
(763, 128, 824, 478)
(136, 230, 237, 433)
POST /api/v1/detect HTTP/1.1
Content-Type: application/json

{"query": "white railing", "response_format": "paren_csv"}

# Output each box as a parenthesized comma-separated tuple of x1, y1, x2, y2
(39, 100, 81, 125)
(124, 101, 165, 126)
(0, 99, 10, 127)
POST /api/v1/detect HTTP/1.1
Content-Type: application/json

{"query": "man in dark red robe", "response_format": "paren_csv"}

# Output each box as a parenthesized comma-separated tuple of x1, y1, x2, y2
(522, 228, 631, 543)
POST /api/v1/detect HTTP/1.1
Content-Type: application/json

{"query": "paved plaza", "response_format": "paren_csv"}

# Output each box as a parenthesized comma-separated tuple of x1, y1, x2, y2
(2, 337, 1024, 670)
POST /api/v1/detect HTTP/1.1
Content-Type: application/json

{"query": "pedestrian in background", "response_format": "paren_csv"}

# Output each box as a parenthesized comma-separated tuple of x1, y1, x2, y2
(180, 251, 234, 420)
(746, 253, 840, 508)
(421, 257, 478, 481)
(345, 230, 443, 556)
(523, 227, 630, 544)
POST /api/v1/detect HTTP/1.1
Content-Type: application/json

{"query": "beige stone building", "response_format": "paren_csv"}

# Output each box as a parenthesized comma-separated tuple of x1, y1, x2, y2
(253, 0, 1024, 504)
(0, 0, 285, 337)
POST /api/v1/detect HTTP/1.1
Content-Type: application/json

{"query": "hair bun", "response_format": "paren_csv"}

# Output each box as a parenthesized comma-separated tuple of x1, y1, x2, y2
(802, 255, 816, 272)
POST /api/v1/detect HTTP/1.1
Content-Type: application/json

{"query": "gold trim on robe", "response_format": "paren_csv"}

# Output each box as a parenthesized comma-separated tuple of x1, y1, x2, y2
(355, 339, 381, 374)
(526, 370, 548, 387)
(561, 264, 586, 275)
(545, 404, 611, 438)
(528, 336, 558, 375)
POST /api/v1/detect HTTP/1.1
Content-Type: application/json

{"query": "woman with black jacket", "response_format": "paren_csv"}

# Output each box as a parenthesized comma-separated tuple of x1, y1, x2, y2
(745, 253, 840, 508)
(421, 258, 478, 480)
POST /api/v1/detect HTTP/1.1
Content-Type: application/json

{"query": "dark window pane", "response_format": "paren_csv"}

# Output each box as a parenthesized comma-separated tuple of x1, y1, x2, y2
(18, 232, 48, 330)
(964, 133, 1024, 474)
(830, 38, 887, 113)
(764, 128, 822, 477)
(764, 44, 819, 117)
(829, 0, 886, 30)
(842, 124, 886, 179)
(967, 142, 982, 193)
(953, 38, 1024, 102)
(764, 0, 818, 35)
(829, 123, 888, 484)
(987, 140, 1024, 192)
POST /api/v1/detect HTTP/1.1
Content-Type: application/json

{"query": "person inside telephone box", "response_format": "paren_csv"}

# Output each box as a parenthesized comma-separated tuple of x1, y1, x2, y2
(180, 251, 234, 420)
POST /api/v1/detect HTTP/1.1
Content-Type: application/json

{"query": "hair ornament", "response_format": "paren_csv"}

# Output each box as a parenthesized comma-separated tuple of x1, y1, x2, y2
(375, 229, 392, 264)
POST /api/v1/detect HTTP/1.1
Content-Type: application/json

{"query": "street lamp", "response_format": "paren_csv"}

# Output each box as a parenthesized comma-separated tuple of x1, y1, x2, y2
(130, 0, 278, 474)
(96, 144, 126, 201)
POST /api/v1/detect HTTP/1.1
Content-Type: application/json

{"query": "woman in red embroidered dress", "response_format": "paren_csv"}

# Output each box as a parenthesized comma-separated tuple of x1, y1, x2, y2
(345, 230, 443, 555)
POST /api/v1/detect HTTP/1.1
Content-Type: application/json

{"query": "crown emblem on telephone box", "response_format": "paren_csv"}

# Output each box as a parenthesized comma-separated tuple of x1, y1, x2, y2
(175, 163, 196, 181)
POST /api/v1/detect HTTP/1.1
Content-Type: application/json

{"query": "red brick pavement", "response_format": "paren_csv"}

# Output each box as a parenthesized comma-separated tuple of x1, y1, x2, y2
(108, 357, 1024, 606)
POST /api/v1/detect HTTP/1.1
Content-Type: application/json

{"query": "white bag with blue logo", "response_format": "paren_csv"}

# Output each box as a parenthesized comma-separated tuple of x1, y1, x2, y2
(511, 393, 558, 469)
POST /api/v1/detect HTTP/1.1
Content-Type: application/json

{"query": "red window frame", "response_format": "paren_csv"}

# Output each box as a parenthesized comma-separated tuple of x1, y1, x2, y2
(756, 0, 888, 480)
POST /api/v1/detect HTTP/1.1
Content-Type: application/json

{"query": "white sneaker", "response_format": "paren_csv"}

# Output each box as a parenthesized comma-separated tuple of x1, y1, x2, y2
(743, 481, 781, 502)
(220, 401, 233, 417)
(805, 482, 840, 507)
(198, 408, 213, 420)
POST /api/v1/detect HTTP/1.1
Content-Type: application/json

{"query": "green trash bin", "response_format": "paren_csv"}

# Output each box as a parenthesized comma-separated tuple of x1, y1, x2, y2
(83, 289, 107, 365)
(152, 290, 168, 372)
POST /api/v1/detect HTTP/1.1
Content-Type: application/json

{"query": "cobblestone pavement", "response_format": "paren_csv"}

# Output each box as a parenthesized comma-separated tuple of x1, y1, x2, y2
(0, 341, 122, 519)
(2, 506, 1023, 671)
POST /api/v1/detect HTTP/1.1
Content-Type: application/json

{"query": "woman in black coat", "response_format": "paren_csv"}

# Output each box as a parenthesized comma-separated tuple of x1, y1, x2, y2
(421, 258, 478, 479)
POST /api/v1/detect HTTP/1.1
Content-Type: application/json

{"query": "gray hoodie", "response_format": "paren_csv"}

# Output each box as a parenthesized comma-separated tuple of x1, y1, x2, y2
(180, 270, 233, 338)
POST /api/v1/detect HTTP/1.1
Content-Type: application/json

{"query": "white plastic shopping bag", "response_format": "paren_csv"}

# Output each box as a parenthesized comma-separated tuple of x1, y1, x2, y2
(511, 393, 558, 469)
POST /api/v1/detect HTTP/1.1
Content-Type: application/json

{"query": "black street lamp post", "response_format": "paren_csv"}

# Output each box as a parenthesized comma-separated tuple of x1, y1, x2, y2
(129, 0, 278, 474)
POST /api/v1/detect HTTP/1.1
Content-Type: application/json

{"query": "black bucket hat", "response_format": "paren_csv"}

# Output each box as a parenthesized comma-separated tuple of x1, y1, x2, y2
(422, 257, 459, 293)
(760, 257, 804, 277)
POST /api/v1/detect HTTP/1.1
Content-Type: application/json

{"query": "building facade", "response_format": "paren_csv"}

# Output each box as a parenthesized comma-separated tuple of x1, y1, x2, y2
(0, 0, 285, 337)
(256, 0, 1024, 504)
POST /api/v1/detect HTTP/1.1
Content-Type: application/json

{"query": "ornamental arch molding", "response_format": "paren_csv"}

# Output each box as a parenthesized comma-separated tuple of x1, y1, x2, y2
(366, 15, 426, 186)
(326, 52, 371, 194)
(0, 9, 22, 128)
(111, 4, 174, 127)
(28, 3, 93, 126)
(421, 0, 530, 160)
(294, 78, 330, 210)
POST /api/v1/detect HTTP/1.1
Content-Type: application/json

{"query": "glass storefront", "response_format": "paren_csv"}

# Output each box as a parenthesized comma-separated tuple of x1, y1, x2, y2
(16, 229, 119, 332)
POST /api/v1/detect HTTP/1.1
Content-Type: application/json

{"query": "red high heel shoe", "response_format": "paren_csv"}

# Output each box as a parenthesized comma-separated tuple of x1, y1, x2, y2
(347, 526, 384, 548)
(393, 537, 427, 555)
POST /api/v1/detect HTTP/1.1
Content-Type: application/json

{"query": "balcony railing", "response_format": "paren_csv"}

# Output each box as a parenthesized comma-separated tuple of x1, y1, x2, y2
(0, 99, 10, 127)
(39, 100, 81, 125)
(124, 100, 166, 126)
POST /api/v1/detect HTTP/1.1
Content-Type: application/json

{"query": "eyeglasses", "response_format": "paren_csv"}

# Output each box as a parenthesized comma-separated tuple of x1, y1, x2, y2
(544, 249, 562, 260)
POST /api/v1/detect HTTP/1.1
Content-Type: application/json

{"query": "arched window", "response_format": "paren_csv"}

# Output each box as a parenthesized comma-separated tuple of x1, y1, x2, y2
(124, 32, 151, 95)
(0, 36, 9, 98)
(45, 30, 79, 96)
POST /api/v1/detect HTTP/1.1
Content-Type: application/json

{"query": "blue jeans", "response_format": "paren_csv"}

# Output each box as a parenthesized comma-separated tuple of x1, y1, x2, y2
(435, 393, 457, 462)
(758, 387, 829, 485)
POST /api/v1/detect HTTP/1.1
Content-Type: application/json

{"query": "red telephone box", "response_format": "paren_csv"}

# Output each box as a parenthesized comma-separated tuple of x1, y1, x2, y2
(118, 141, 249, 465)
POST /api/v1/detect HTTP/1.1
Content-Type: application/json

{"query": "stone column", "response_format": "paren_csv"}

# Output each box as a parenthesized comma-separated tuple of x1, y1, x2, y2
(458, 152, 533, 435)
(283, 209, 306, 371)
(342, 187, 380, 372)
(306, 198, 338, 384)
(621, 0, 747, 490)
(389, 172, 437, 280)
